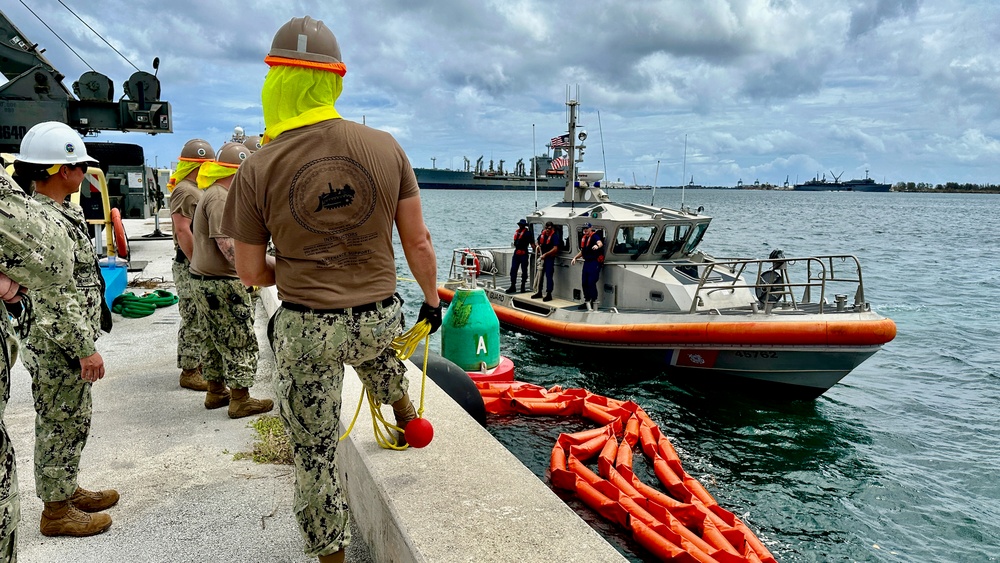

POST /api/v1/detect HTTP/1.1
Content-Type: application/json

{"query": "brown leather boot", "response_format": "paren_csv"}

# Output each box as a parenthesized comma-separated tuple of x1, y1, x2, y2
(392, 393, 418, 446)
(179, 367, 208, 391)
(70, 487, 120, 512)
(318, 550, 345, 563)
(40, 500, 112, 537)
(228, 387, 274, 419)
(205, 380, 231, 410)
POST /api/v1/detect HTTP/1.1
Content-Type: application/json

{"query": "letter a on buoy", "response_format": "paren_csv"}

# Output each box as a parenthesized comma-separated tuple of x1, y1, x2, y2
(477, 335, 488, 355)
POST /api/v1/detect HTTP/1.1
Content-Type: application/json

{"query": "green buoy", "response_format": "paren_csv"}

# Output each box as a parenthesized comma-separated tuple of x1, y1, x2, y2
(441, 286, 500, 372)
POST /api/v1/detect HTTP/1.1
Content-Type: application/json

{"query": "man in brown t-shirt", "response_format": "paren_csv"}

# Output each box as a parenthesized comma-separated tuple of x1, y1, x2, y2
(189, 142, 273, 419)
(168, 138, 214, 392)
(221, 17, 440, 563)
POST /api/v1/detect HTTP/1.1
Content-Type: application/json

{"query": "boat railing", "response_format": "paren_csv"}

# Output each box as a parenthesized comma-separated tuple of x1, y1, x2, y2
(689, 255, 867, 314)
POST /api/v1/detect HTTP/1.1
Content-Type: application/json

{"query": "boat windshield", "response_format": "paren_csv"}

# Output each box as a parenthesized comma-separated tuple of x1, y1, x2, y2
(682, 222, 709, 255)
(653, 224, 692, 257)
(612, 225, 656, 258)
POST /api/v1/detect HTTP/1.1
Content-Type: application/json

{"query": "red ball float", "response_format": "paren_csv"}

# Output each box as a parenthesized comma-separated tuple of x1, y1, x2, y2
(405, 418, 434, 448)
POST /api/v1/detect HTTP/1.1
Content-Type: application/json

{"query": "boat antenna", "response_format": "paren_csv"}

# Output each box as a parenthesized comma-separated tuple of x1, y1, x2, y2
(650, 160, 660, 205)
(532, 123, 538, 210)
(598, 110, 608, 182)
(680, 134, 688, 210)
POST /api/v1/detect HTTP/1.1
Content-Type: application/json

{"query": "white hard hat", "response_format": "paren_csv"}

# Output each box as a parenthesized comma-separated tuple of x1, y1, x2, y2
(15, 121, 99, 166)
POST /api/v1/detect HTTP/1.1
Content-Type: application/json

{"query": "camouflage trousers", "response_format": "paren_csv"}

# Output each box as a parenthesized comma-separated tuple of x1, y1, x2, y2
(272, 296, 407, 557)
(20, 335, 93, 502)
(0, 423, 17, 563)
(172, 260, 203, 371)
(189, 277, 258, 388)
(1, 319, 20, 560)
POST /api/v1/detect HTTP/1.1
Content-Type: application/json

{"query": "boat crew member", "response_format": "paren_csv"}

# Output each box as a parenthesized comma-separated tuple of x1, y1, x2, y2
(571, 222, 604, 310)
(1, 165, 74, 557)
(506, 219, 532, 294)
(168, 138, 216, 392)
(221, 16, 441, 563)
(188, 142, 272, 419)
(531, 221, 561, 302)
(13, 122, 119, 538)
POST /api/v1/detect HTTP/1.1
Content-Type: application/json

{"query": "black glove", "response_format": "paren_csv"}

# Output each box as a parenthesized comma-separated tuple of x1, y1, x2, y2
(417, 302, 443, 334)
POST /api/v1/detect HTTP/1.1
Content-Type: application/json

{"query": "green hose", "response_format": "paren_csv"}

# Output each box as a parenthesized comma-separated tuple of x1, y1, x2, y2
(111, 290, 178, 318)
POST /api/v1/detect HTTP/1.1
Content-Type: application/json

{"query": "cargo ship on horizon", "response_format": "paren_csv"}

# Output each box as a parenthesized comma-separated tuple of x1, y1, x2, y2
(413, 134, 578, 190)
(794, 169, 892, 192)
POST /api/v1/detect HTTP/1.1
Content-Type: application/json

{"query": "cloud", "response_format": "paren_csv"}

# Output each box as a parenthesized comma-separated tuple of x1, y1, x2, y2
(1, 0, 996, 186)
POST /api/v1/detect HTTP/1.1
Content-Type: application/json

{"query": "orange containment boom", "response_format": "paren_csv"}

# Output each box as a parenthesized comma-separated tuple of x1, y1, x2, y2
(476, 381, 778, 563)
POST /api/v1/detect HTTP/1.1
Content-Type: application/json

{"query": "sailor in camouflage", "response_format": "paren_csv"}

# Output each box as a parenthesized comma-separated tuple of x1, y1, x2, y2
(168, 139, 216, 392)
(1, 166, 74, 561)
(221, 18, 441, 562)
(188, 142, 272, 419)
(13, 122, 119, 538)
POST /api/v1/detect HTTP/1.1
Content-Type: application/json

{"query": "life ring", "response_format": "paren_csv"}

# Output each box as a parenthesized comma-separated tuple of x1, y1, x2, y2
(111, 208, 129, 260)
(462, 248, 481, 276)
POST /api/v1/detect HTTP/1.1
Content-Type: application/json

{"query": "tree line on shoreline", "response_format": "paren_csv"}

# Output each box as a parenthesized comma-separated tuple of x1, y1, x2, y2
(893, 182, 1000, 193)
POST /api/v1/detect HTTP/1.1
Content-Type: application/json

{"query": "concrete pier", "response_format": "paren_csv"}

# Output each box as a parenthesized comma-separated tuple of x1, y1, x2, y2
(6, 216, 626, 562)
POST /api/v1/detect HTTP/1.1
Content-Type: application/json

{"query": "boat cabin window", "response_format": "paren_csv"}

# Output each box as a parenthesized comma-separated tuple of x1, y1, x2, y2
(532, 222, 569, 253)
(682, 222, 709, 255)
(576, 225, 605, 251)
(654, 224, 692, 257)
(612, 225, 657, 259)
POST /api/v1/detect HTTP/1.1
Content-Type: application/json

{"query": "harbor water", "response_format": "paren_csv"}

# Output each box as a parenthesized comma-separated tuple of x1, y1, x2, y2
(393, 188, 1000, 562)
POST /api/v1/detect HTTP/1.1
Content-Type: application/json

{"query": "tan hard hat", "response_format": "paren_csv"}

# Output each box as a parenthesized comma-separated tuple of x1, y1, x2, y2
(180, 139, 215, 161)
(242, 135, 262, 153)
(215, 142, 249, 167)
(266, 16, 345, 75)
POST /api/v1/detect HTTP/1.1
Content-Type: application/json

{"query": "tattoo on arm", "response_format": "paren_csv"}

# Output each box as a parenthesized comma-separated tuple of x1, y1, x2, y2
(217, 237, 237, 265)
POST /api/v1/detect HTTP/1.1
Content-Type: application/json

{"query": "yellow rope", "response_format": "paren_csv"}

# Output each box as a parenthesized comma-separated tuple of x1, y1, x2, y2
(339, 320, 433, 449)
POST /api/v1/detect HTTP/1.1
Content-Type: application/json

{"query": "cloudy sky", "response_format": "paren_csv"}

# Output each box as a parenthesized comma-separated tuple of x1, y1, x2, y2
(4, 0, 998, 187)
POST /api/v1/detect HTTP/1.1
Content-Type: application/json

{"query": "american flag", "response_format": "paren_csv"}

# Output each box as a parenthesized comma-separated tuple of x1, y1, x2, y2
(550, 134, 569, 148)
(550, 156, 568, 169)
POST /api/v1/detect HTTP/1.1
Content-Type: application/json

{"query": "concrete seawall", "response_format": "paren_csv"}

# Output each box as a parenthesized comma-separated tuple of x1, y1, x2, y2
(7, 216, 626, 562)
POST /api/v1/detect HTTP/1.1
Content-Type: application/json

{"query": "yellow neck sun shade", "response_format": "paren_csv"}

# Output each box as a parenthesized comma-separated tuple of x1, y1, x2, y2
(261, 63, 344, 145)
(196, 160, 240, 190)
(168, 159, 206, 192)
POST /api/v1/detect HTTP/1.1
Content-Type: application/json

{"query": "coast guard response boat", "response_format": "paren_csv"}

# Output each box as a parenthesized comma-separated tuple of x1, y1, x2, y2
(439, 98, 896, 398)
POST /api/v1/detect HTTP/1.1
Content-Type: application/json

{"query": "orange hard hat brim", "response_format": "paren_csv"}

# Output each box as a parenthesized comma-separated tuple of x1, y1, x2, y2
(264, 55, 346, 76)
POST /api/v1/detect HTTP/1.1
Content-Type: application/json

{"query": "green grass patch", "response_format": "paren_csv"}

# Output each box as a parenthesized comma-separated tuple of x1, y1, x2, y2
(234, 414, 293, 465)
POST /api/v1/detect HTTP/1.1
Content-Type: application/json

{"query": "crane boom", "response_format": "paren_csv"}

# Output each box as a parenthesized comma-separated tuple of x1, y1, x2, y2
(0, 8, 171, 153)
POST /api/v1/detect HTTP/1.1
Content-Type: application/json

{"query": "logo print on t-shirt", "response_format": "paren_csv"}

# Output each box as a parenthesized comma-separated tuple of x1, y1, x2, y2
(314, 183, 355, 212)
(289, 156, 375, 234)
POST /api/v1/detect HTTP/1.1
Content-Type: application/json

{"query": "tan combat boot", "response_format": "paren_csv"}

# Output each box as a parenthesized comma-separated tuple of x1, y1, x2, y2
(392, 393, 418, 446)
(228, 387, 274, 419)
(205, 380, 231, 409)
(318, 550, 345, 563)
(40, 500, 112, 537)
(70, 487, 119, 512)
(179, 367, 208, 391)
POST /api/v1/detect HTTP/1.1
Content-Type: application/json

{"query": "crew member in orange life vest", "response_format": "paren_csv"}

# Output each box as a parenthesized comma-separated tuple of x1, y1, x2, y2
(506, 219, 532, 294)
(531, 221, 561, 302)
(571, 222, 603, 310)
